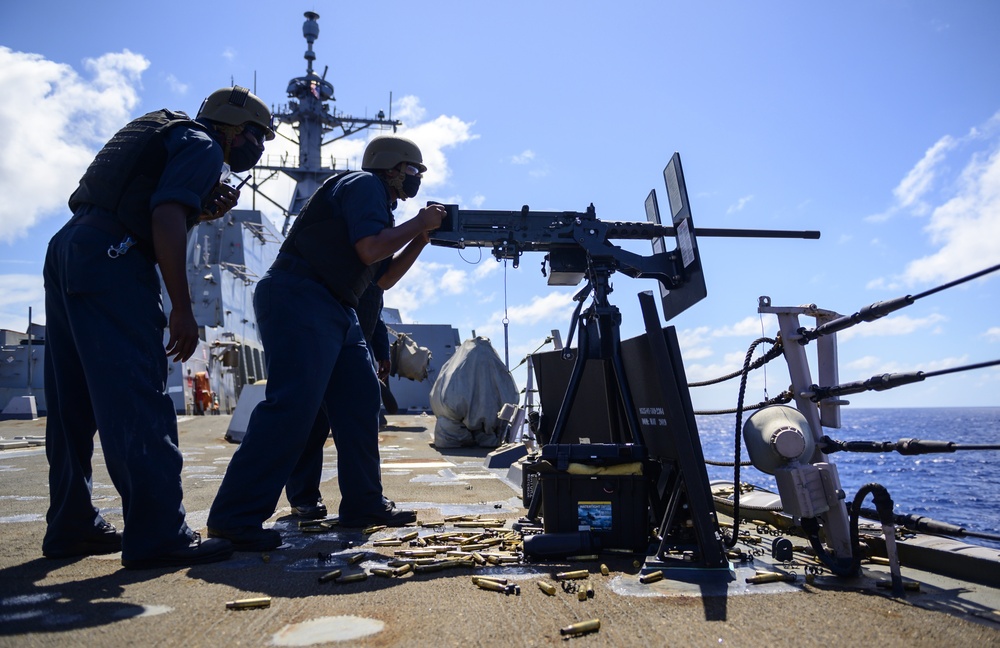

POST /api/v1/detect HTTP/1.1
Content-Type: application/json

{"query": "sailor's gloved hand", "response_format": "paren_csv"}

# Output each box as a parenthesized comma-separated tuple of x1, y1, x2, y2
(200, 183, 241, 221)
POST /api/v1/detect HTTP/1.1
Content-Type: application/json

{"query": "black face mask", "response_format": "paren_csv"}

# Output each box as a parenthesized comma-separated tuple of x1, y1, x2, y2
(401, 173, 421, 199)
(228, 139, 264, 173)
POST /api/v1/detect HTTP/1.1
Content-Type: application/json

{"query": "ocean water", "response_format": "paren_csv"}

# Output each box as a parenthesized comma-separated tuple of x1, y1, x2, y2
(696, 407, 1000, 551)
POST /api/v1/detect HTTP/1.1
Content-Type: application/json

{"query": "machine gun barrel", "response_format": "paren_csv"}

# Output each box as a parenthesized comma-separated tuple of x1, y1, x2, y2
(429, 204, 820, 251)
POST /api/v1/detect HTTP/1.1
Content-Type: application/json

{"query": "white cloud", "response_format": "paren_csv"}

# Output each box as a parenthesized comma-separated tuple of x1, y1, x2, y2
(710, 314, 777, 338)
(984, 327, 1000, 342)
(893, 135, 956, 212)
(471, 291, 576, 344)
(866, 111, 1000, 289)
(899, 144, 1000, 285)
(0, 47, 148, 243)
(838, 312, 947, 341)
(165, 73, 188, 95)
(677, 325, 713, 361)
(511, 150, 535, 164)
(726, 195, 754, 215)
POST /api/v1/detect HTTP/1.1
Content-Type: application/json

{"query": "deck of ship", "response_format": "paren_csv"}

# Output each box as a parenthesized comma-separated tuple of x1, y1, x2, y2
(1, 413, 998, 646)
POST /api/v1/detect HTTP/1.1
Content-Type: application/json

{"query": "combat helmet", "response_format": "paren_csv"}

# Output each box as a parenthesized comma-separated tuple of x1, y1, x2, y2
(197, 86, 275, 140)
(362, 135, 426, 173)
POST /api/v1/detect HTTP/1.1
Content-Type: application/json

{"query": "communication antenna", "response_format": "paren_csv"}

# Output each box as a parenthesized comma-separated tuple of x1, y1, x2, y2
(251, 11, 403, 235)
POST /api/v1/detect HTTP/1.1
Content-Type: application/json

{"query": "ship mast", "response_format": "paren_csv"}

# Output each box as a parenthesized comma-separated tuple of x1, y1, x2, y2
(256, 11, 401, 235)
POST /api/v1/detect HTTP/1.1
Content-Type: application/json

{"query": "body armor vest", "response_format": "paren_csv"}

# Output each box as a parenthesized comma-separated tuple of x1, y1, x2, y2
(280, 171, 392, 307)
(68, 109, 212, 243)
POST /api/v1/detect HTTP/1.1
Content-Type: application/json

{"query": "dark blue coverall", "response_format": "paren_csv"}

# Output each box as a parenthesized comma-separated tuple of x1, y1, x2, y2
(208, 174, 390, 529)
(42, 126, 221, 562)
(284, 277, 391, 510)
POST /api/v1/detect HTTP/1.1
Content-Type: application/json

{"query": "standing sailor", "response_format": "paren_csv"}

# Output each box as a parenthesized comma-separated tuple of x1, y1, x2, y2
(208, 136, 443, 550)
(42, 86, 274, 569)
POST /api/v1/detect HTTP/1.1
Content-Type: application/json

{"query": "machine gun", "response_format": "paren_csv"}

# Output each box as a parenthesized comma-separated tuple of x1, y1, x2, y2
(430, 152, 819, 322)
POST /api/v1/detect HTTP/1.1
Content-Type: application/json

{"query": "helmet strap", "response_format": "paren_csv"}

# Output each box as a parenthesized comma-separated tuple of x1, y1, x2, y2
(213, 123, 242, 163)
(383, 165, 406, 199)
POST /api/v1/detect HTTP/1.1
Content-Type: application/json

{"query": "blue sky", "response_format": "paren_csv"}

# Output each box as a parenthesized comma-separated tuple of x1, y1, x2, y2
(1, 1, 998, 411)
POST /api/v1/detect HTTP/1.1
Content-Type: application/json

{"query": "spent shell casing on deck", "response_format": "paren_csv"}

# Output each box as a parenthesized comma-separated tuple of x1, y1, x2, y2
(472, 576, 508, 586)
(537, 581, 556, 596)
(475, 579, 507, 592)
(225, 597, 271, 610)
(347, 552, 367, 564)
(392, 563, 414, 577)
(555, 570, 589, 581)
(318, 569, 342, 583)
(371, 567, 395, 578)
(746, 572, 796, 584)
(338, 572, 368, 583)
(560, 619, 600, 636)
(600, 564, 610, 576)
(639, 570, 664, 584)
(876, 579, 920, 592)
(362, 525, 386, 534)
(398, 530, 420, 542)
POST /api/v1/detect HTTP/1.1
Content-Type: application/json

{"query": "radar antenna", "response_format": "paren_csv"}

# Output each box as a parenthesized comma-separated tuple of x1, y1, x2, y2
(252, 12, 402, 235)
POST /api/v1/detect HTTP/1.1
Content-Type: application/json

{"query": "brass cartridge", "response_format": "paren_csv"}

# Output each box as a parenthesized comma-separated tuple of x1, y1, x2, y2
(362, 524, 386, 535)
(226, 597, 271, 610)
(460, 543, 489, 552)
(876, 579, 920, 592)
(398, 530, 420, 542)
(370, 568, 395, 578)
(347, 553, 367, 565)
(472, 576, 507, 586)
(560, 619, 600, 636)
(396, 549, 438, 558)
(600, 564, 610, 576)
(318, 569, 342, 583)
(300, 525, 328, 533)
(392, 563, 414, 577)
(537, 581, 556, 596)
(639, 570, 664, 584)
(475, 579, 506, 593)
(338, 572, 368, 583)
(555, 570, 589, 581)
(746, 572, 796, 584)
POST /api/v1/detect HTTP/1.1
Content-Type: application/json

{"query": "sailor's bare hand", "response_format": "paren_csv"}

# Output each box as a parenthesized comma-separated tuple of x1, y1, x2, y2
(165, 307, 199, 363)
(416, 204, 446, 232)
(200, 183, 240, 221)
